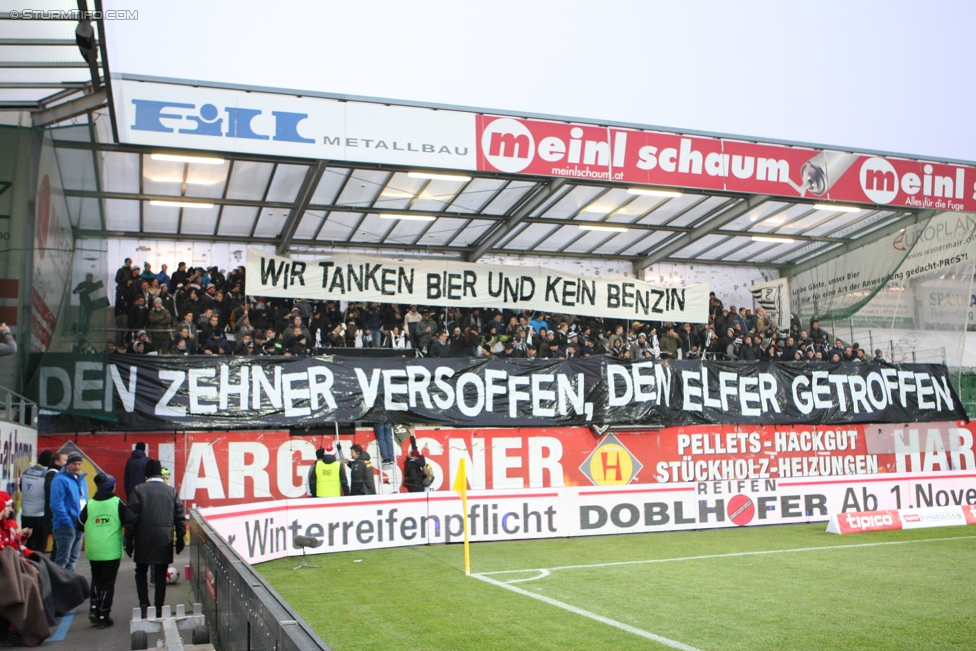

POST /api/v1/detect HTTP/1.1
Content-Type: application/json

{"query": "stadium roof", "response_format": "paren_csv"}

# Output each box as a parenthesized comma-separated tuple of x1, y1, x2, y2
(4, 10, 956, 274)
(0, 0, 111, 122)
(54, 125, 928, 273)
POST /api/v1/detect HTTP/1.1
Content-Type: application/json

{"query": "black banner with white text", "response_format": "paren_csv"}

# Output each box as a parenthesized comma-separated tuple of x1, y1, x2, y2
(31, 355, 967, 432)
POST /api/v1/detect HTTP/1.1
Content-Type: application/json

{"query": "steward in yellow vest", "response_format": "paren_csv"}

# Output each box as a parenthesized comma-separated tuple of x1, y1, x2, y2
(307, 444, 349, 497)
(77, 473, 126, 628)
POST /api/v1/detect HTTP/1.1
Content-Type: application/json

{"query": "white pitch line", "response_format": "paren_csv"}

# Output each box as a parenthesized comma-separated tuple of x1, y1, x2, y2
(472, 572, 703, 651)
(481, 534, 976, 580)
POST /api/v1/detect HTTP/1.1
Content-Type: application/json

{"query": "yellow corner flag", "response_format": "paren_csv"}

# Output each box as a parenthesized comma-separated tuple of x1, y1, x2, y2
(453, 457, 471, 575)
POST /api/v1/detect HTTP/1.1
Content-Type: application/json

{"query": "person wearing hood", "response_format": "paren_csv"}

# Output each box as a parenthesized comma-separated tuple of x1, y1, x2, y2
(124, 442, 149, 499)
(50, 452, 88, 571)
(19, 450, 51, 553)
(77, 473, 126, 628)
(307, 444, 348, 497)
(125, 459, 186, 618)
(347, 444, 376, 495)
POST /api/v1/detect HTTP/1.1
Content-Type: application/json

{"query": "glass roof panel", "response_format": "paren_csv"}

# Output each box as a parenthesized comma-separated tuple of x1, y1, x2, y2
(216, 206, 259, 237)
(482, 181, 537, 214)
(309, 167, 350, 205)
(180, 206, 220, 236)
(265, 164, 309, 203)
(637, 194, 706, 226)
(55, 148, 96, 191)
(0, 44, 79, 64)
(0, 89, 53, 102)
(801, 210, 879, 237)
(78, 197, 100, 230)
(142, 202, 180, 234)
(104, 199, 139, 231)
(842, 214, 903, 240)
(693, 236, 753, 260)
(668, 196, 733, 228)
(0, 69, 90, 84)
(779, 241, 834, 263)
(373, 172, 425, 211)
(746, 241, 807, 263)
(142, 156, 185, 198)
(383, 217, 432, 244)
(535, 225, 586, 252)
(725, 240, 779, 262)
(416, 218, 467, 246)
(410, 179, 466, 212)
(0, 18, 75, 39)
(539, 186, 605, 219)
(778, 206, 862, 234)
(292, 210, 325, 240)
(593, 229, 649, 255)
(334, 170, 389, 207)
(502, 223, 558, 250)
(574, 188, 634, 217)
(252, 207, 289, 238)
(449, 220, 495, 247)
(350, 214, 393, 243)
(619, 230, 672, 256)
(446, 179, 506, 213)
(101, 151, 139, 194)
(670, 234, 729, 259)
(721, 201, 792, 231)
(563, 230, 617, 254)
(225, 161, 275, 201)
(51, 125, 91, 142)
(316, 212, 362, 242)
(185, 160, 231, 199)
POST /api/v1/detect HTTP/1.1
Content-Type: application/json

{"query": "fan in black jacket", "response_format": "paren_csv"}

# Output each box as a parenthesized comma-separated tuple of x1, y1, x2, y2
(347, 445, 376, 495)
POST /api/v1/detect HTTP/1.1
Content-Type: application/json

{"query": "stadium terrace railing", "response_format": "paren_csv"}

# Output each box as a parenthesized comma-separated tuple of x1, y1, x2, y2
(0, 385, 38, 427)
(189, 508, 332, 651)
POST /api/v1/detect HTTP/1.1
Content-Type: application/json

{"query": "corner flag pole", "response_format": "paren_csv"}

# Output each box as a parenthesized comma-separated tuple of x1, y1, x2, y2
(452, 457, 471, 575)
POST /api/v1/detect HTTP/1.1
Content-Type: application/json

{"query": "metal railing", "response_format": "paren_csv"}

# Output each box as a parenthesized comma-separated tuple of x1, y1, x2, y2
(0, 385, 38, 427)
(189, 509, 331, 651)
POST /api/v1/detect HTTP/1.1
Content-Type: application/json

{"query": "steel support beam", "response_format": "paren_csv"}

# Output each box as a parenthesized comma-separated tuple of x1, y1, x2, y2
(276, 161, 326, 255)
(467, 178, 567, 262)
(641, 195, 770, 267)
(787, 210, 934, 276)
(31, 88, 106, 127)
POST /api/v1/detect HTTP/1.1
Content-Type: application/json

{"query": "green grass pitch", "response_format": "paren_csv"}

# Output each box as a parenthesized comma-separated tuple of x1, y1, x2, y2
(257, 524, 976, 650)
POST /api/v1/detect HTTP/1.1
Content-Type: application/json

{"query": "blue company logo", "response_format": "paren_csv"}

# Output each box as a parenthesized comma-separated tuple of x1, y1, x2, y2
(131, 100, 314, 143)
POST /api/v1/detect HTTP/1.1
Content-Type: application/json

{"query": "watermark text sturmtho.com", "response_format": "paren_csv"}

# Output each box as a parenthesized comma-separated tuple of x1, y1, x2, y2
(7, 9, 138, 19)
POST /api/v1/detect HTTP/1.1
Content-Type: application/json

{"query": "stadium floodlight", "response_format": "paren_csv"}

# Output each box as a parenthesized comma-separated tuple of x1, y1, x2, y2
(812, 203, 860, 213)
(627, 188, 683, 198)
(151, 153, 225, 165)
(407, 172, 472, 182)
(751, 236, 795, 243)
(379, 213, 436, 222)
(149, 200, 215, 209)
(577, 224, 628, 233)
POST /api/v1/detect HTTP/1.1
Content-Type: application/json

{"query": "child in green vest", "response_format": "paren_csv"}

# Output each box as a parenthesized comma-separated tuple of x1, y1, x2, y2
(76, 473, 126, 628)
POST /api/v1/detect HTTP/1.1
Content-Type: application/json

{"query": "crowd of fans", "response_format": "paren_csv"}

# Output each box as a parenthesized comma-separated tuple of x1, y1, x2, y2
(89, 258, 886, 363)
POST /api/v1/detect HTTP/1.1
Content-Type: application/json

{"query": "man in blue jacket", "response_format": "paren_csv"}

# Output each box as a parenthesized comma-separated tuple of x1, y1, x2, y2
(50, 452, 88, 571)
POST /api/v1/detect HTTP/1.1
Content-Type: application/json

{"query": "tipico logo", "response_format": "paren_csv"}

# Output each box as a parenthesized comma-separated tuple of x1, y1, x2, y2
(481, 118, 535, 173)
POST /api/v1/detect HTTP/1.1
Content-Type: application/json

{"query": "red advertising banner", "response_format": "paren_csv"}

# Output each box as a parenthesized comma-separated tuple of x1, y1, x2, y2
(475, 116, 976, 214)
(39, 420, 975, 510)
